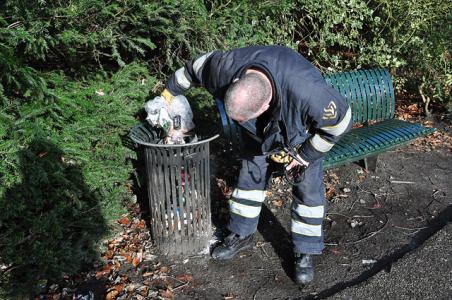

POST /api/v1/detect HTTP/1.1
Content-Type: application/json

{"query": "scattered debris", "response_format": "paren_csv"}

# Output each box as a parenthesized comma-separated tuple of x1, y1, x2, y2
(271, 198, 284, 208)
(73, 291, 94, 300)
(362, 259, 377, 265)
(217, 178, 233, 198)
(223, 292, 236, 299)
(326, 186, 336, 200)
(325, 171, 340, 200)
(329, 246, 341, 256)
(391, 180, 415, 184)
(349, 219, 363, 228)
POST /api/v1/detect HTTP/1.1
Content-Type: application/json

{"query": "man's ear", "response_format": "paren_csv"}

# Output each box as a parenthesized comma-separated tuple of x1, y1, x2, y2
(257, 102, 270, 115)
(259, 96, 272, 114)
(262, 102, 270, 112)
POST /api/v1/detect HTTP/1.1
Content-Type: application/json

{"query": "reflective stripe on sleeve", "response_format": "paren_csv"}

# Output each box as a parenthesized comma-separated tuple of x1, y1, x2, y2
(229, 199, 262, 218)
(175, 67, 191, 89)
(232, 189, 266, 203)
(291, 220, 322, 236)
(293, 204, 324, 218)
(309, 134, 334, 152)
(192, 52, 214, 77)
(320, 107, 352, 136)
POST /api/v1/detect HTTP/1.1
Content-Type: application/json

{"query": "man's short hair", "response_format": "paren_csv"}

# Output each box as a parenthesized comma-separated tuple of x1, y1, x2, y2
(224, 72, 272, 120)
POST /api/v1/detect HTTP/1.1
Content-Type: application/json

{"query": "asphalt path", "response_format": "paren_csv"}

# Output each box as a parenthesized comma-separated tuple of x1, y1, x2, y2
(331, 222, 452, 300)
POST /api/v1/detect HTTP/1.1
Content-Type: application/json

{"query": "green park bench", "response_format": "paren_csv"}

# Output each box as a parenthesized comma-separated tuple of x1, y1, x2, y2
(215, 69, 436, 172)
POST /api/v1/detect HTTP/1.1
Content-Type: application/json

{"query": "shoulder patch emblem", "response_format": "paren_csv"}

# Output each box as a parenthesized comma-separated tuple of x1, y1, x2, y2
(323, 101, 337, 120)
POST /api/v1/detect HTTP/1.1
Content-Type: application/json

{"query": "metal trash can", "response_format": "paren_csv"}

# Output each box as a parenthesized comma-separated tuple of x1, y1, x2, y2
(129, 124, 219, 256)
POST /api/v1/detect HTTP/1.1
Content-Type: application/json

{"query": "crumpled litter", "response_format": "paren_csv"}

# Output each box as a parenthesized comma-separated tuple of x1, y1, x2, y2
(144, 95, 195, 143)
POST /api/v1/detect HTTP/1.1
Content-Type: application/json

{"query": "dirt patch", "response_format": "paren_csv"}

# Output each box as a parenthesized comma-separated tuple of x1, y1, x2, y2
(37, 118, 451, 299)
(170, 121, 452, 299)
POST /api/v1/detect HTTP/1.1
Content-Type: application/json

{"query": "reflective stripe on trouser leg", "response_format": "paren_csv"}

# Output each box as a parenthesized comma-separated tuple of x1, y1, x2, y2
(291, 158, 326, 255)
(228, 154, 270, 237)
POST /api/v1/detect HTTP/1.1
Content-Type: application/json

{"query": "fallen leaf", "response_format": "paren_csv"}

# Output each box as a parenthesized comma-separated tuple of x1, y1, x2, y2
(175, 274, 193, 282)
(127, 284, 137, 292)
(103, 249, 115, 260)
(137, 220, 146, 229)
(120, 249, 127, 257)
(137, 285, 149, 296)
(159, 266, 169, 273)
(143, 271, 154, 277)
(272, 199, 284, 208)
(325, 186, 336, 199)
(372, 202, 382, 209)
(105, 290, 119, 300)
(118, 217, 130, 225)
(223, 293, 235, 299)
(113, 283, 125, 293)
(216, 178, 233, 198)
(330, 246, 340, 256)
(160, 289, 174, 299)
(95, 265, 112, 279)
(132, 256, 141, 267)
(114, 261, 121, 269)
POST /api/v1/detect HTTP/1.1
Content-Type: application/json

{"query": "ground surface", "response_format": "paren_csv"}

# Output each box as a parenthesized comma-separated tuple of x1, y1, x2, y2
(39, 116, 452, 299)
(172, 142, 452, 300)
(331, 222, 452, 300)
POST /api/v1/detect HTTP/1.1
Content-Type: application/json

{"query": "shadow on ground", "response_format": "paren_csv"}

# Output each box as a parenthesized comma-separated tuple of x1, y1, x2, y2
(171, 133, 452, 299)
(0, 138, 107, 298)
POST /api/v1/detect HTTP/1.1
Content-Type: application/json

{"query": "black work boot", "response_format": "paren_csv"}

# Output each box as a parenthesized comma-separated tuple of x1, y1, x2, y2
(211, 232, 253, 260)
(294, 253, 315, 285)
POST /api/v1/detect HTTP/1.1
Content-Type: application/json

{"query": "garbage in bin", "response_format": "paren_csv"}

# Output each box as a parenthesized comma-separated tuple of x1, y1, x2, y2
(144, 95, 195, 145)
(129, 121, 219, 256)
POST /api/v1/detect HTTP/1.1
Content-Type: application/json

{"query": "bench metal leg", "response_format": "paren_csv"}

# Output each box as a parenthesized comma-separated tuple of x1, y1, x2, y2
(362, 155, 379, 172)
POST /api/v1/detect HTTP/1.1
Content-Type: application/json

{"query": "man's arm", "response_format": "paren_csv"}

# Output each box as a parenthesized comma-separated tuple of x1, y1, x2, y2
(297, 87, 352, 164)
(161, 51, 215, 102)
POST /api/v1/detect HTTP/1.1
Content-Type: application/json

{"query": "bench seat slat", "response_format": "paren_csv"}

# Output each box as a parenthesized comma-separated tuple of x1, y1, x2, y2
(378, 120, 418, 140)
(337, 132, 376, 155)
(366, 123, 404, 144)
(325, 119, 435, 169)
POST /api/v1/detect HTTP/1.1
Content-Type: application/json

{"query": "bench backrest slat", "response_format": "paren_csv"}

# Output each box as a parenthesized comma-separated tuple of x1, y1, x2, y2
(324, 69, 395, 123)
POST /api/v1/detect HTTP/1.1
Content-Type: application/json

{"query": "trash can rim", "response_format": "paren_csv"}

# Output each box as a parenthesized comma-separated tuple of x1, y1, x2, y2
(129, 124, 220, 148)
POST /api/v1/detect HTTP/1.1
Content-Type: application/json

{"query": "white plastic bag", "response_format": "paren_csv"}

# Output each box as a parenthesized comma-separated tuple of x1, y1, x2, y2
(144, 95, 195, 143)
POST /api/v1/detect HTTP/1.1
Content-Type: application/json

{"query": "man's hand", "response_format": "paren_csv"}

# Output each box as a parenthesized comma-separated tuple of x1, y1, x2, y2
(285, 153, 309, 171)
(161, 88, 174, 105)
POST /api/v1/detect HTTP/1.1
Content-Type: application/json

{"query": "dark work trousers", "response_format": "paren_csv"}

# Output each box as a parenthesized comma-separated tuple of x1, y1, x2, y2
(227, 125, 326, 255)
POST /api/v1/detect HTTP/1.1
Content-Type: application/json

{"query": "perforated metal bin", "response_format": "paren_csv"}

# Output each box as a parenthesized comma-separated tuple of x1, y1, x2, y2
(129, 124, 219, 256)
